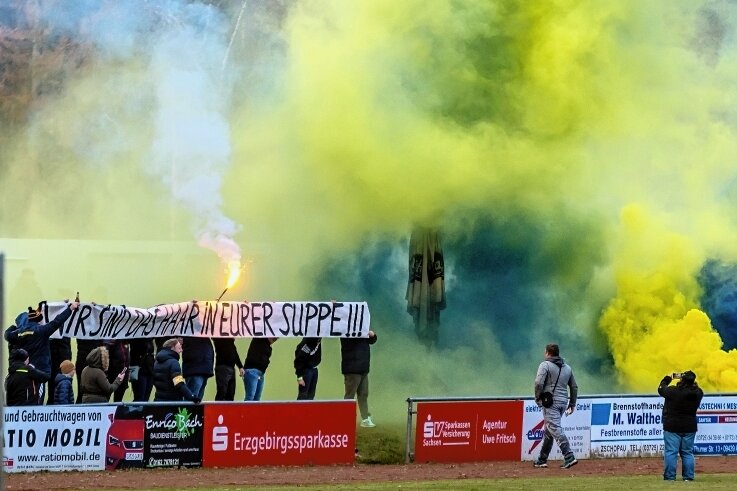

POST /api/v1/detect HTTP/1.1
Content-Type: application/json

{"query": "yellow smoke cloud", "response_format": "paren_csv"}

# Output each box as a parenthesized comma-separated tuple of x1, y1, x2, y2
(600, 205, 737, 392)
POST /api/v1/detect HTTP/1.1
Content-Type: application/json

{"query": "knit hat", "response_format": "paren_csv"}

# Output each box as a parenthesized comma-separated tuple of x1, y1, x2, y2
(27, 306, 42, 323)
(10, 348, 29, 363)
(60, 359, 75, 375)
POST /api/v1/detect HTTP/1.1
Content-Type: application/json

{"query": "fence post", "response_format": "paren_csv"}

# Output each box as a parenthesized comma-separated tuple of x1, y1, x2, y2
(1, 252, 5, 490)
(405, 397, 414, 464)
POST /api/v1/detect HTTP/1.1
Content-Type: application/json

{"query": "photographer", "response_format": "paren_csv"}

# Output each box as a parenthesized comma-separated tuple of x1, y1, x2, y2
(658, 370, 704, 482)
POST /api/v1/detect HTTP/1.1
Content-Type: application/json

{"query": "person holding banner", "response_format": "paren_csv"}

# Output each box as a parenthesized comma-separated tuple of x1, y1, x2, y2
(213, 337, 244, 401)
(5, 299, 79, 403)
(658, 370, 704, 482)
(533, 343, 578, 469)
(341, 330, 378, 427)
(182, 336, 214, 402)
(294, 337, 322, 400)
(5, 348, 50, 406)
(129, 338, 156, 401)
(243, 337, 278, 401)
(153, 338, 201, 403)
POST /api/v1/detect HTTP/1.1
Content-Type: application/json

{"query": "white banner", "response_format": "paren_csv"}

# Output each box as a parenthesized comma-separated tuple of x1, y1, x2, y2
(43, 300, 371, 340)
(2, 406, 116, 473)
(521, 400, 592, 461)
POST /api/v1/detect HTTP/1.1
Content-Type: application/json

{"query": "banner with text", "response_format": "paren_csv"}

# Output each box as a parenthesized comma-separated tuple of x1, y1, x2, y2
(202, 401, 356, 466)
(2, 406, 116, 473)
(691, 395, 737, 455)
(44, 300, 370, 340)
(589, 396, 666, 457)
(521, 400, 592, 461)
(414, 400, 523, 463)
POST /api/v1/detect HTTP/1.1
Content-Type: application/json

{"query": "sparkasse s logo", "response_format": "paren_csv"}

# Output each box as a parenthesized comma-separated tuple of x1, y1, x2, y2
(212, 414, 228, 451)
(423, 415, 444, 438)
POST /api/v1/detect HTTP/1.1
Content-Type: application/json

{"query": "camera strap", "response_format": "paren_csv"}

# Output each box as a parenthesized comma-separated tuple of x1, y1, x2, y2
(547, 361, 563, 394)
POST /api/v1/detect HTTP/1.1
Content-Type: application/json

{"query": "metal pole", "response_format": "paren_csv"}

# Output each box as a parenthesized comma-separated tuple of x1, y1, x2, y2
(1, 252, 5, 490)
(405, 397, 414, 464)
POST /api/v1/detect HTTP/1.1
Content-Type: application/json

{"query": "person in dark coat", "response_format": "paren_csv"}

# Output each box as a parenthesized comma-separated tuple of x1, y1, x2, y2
(5, 300, 79, 402)
(213, 338, 244, 401)
(341, 330, 377, 427)
(104, 339, 130, 402)
(47, 337, 72, 404)
(294, 337, 322, 400)
(75, 339, 103, 403)
(81, 346, 125, 403)
(153, 338, 199, 403)
(243, 337, 277, 401)
(53, 360, 75, 404)
(129, 338, 155, 401)
(658, 370, 704, 482)
(5, 348, 49, 406)
(181, 336, 214, 401)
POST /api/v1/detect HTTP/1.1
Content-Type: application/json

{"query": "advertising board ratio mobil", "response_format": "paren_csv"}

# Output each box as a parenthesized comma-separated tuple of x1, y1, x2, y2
(414, 401, 523, 463)
(202, 401, 356, 466)
(3, 406, 116, 473)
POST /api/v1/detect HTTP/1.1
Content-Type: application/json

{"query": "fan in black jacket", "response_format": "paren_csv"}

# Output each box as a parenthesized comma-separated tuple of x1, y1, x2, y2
(153, 338, 199, 403)
(294, 337, 321, 400)
(341, 330, 377, 427)
(5, 348, 50, 406)
(658, 370, 704, 481)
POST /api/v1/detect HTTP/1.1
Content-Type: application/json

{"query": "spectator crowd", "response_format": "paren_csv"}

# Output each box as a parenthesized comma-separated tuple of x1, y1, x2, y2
(4, 300, 379, 428)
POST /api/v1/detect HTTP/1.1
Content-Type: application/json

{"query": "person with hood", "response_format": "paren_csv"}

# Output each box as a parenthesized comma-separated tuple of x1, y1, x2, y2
(5, 348, 49, 406)
(341, 330, 378, 427)
(53, 360, 75, 405)
(5, 299, 79, 402)
(80, 346, 126, 403)
(153, 338, 200, 403)
(213, 337, 244, 401)
(104, 339, 130, 402)
(243, 337, 278, 401)
(533, 343, 578, 469)
(75, 338, 103, 403)
(658, 370, 704, 482)
(294, 337, 322, 400)
(181, 336, 214, 401)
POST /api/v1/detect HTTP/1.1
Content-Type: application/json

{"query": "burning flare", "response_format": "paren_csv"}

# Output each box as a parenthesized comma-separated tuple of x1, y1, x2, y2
(225, 260, 242, 289)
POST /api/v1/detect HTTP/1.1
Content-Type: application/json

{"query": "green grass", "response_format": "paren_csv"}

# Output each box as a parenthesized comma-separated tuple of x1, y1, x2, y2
(356, 423, 406, 464)
(72, 474, 737, 490)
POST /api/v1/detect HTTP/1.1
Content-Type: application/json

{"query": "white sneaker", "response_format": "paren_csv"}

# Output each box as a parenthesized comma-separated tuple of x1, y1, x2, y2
(360, 416, 376, 428)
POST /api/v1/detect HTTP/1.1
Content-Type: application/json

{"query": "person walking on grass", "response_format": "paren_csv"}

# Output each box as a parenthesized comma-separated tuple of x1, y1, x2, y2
(533, 343, 578, 469)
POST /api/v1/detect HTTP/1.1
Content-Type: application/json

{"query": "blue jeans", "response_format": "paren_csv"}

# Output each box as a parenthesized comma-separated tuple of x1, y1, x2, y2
(663, 431, 695, 480)
(244, 368, 264, 401)
(185, 375, 208, 400)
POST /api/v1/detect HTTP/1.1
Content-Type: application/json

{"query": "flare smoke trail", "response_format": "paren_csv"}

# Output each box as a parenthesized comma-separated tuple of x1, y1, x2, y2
(0, 1, 242, 268)
(4, 1, 737, 407)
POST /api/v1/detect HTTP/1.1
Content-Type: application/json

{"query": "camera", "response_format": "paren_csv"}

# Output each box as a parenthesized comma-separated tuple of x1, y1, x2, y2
(672, 372, 682, 379)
